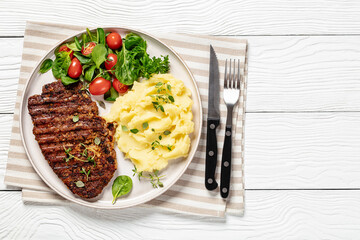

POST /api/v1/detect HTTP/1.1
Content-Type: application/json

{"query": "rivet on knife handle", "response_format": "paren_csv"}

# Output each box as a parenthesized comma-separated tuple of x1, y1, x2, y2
(220, 125, 232, 198)
(205, 118, 220, 190)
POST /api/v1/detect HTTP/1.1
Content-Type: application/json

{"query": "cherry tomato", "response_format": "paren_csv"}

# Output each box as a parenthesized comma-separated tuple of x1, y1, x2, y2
(81, 42, 96, 55)
(59, 45, 73, 59)
(113, 78, 129, 93)
(106, 32, 122, 50)
(68, 57, 82, 79)
(105, 54, 118, 71)
(89, 77, 111, 95)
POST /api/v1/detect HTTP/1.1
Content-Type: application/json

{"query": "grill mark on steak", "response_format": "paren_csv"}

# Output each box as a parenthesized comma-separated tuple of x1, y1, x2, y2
(28, 81, 117, 199)
(28, 102, 98, 116)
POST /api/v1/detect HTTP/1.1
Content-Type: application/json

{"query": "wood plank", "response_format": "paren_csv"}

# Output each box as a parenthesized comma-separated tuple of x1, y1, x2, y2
(247, 36, 360, 112)
(0, 114, 19, 190)
(3, 112, 360, 190)
(0, 38, 22, 113)
(3, 36, 360, 113)
(1, 0, 360, 36)
(245, 112, 360, 189)
(1, 190, 360, 239)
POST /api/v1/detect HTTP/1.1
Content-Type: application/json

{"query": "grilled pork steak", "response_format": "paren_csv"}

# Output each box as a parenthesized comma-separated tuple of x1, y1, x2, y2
(28, 81, 117, 198)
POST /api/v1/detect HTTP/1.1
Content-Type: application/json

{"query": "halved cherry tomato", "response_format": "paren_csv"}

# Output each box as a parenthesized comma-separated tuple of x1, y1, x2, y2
(106, 32, 122, 50)
(68, 57, 82, 79)
(59, 45, 73, 59)
(113, 78, 129, 93)
(89, 77, 111, 95)
(105, 54, 118, 72)
(81, 42, 96, 55)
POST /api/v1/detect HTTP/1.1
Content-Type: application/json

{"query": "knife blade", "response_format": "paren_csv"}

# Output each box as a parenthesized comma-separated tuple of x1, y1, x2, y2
(205, 45, 220, 190)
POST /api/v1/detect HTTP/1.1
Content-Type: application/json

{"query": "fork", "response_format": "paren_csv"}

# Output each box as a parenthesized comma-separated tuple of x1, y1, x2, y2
(220, 59, 241, 198)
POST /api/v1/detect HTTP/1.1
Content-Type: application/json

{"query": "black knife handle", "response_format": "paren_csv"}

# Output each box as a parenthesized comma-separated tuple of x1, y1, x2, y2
(220, 126, 232, 198)
(205, 118, 220, 190)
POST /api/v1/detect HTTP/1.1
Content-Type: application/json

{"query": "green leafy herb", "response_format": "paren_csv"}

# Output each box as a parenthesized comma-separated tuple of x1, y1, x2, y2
(152, 101, 164, 112)
(142, 122, 148, 129)
(112, 175, 133, 204)
(91, 44, 108, 68)
(63, 144, 96, 165)
(122, 125, 128, 132)
(94, 137, 101, 145)
(104, 86, 119, 101)
(75, 180, 85, 188)
(168, 95, 175, 102)
(86, 28, 94, 42)
(82, 33, 87, 47)
(167, 84, 171, 91)
(80, 167, 91, 181)
(114, 33, 170, 86)
(132, 165, 165, 188)
(63, 147, 73, 162)
(84, 65, 97, 82)
(96, 28, 105, 45)
(72, 115, 79, 123)
(66, 42, 81, 52)
(151, 140, 173, 152)
(73, 52, 92, 64)
(167, 145, 173, 151)
(39, 59, 53, 73)
(74, 36, 81, 50)
(151, 128, 155, 132)
(130, 129, 139, 134)
(132, 165, 143, 180)
(52, 51, 72, 79)
(155, 82, 163, 87)
(150, 170, 165, 188)
(163, 130, 171, 135)
(61, 76, 79, 86)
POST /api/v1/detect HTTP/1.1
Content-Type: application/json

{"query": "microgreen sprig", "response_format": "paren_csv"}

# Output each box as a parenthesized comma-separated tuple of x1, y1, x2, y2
(132, 165, 165, 188)
(80, 167, 91, 181)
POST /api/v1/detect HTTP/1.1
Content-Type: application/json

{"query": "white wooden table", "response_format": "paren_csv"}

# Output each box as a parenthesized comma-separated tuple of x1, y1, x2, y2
(2, 1, 360, 239)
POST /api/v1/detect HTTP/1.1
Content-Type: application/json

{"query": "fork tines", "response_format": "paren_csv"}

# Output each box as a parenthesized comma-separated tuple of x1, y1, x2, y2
(224, 59, 241, 90)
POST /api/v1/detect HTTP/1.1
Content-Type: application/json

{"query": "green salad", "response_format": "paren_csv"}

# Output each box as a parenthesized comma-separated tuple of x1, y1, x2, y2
(39, 28, 170, 101)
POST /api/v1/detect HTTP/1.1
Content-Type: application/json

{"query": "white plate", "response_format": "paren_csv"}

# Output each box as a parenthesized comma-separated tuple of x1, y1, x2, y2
(20, 27, 202, 209)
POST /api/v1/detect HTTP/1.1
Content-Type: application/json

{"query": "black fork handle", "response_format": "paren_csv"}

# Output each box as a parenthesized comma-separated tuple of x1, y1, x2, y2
(220, 105, 234, 198)
(220, 125, 232, 198)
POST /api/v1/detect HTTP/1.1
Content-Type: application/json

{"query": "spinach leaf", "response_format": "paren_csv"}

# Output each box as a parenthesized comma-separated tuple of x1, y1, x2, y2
(114, 46, 139, 85)
(66, 42, 81, 52)
(39, 59, 53, 73)
(112, 175, 133, 204)
(124, 33, 146, 51)
(84, 65, 97, 82)
(91, 44, 107, 68)
(97, 28, 105, 45)
(73, 52, 92, 64)
(74, 36, 81, 50)
(104, 86, 119, 101)
(61, 75, 78, 85)
(52, 51, 72, 79)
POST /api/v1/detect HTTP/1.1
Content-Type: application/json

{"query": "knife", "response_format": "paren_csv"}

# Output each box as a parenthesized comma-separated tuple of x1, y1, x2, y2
(205, 45, 220, 190)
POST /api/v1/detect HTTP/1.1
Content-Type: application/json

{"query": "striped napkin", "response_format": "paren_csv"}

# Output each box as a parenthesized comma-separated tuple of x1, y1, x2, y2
(4, 22, 247, 217)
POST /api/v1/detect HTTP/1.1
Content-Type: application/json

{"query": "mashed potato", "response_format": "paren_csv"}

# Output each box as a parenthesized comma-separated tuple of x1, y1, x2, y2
(104, 74, 194, 172)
